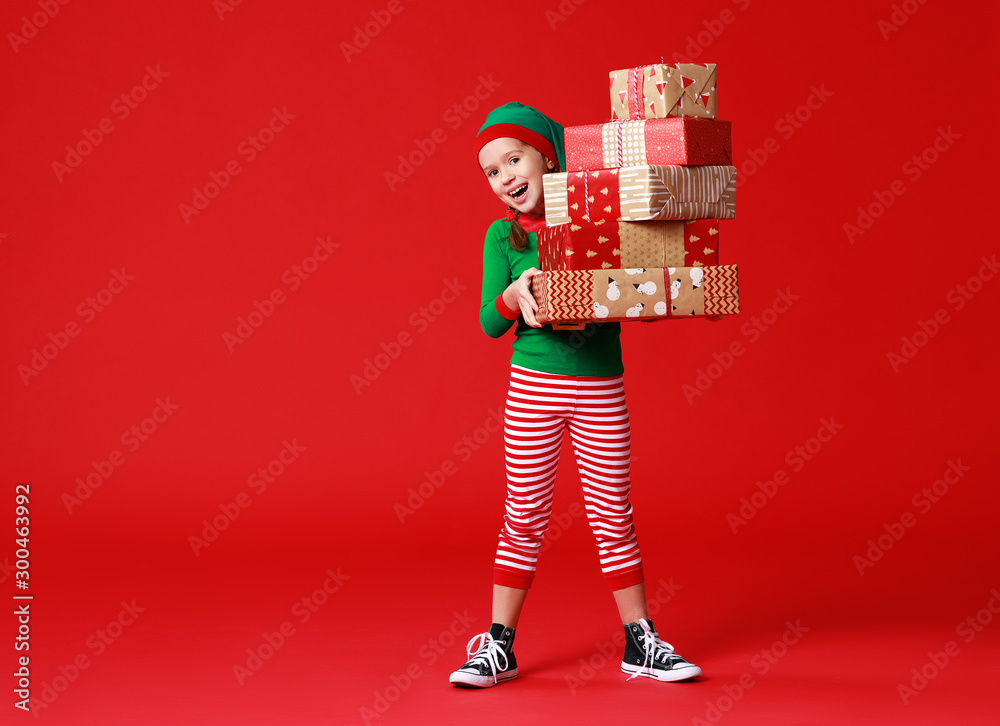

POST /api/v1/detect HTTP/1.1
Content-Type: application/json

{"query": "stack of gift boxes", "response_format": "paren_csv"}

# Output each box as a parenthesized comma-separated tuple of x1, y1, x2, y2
(531, 63, 740, 326)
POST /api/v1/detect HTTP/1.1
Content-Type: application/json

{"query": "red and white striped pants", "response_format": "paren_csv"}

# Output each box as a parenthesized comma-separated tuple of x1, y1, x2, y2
(494, 364, 644, 592)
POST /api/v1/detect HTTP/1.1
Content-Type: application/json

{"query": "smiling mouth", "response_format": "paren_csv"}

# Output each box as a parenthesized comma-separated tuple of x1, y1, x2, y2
(509, 183, 528, 200)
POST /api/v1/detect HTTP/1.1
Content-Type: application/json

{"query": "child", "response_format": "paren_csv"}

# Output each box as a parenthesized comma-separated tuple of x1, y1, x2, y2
(449, 102, 701, 688)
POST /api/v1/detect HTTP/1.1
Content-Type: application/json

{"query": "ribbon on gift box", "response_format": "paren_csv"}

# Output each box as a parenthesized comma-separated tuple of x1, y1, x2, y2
(628, 66, 647, 121)
(614, 120, 629, 167)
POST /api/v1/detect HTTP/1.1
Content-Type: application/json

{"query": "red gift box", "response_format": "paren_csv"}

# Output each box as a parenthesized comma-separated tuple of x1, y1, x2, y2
(564, 118, 732, 172)
(537, 220, 721, 271)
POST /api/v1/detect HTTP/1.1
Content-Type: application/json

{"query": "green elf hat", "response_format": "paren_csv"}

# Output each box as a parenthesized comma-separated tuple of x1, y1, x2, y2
(475, 101, 566, 173)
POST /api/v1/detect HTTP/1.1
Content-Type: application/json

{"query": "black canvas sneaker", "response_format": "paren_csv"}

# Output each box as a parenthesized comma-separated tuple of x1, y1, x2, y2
(449, 623, 518, 687)
(621, 618, 701, 682)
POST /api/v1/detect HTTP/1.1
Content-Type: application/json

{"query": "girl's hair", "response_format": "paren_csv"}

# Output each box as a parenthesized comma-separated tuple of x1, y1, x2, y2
(508, 215, 528, 251)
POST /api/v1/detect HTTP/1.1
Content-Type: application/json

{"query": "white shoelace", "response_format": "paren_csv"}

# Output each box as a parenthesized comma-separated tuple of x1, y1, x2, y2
(627, 619, 676, 681)
(463, 632, 510, 684)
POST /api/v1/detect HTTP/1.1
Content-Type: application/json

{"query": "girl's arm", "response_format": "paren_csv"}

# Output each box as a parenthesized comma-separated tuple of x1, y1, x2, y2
(479, 222, 542, 336)
(501, 269, 542, 329)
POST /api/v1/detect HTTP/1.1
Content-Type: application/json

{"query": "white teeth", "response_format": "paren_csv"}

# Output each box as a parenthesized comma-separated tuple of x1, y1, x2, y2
(510, 183, 528, 199)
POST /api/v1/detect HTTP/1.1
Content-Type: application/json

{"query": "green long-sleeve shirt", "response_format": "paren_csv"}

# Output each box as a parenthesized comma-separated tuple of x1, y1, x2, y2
(479, 219, 623, 376)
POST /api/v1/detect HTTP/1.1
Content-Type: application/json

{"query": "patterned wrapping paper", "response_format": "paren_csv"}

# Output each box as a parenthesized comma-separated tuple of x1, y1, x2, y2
(564, 118, 732, 172)
(672, 265, 740, 316)
(610, 63, 717, 120)
(543, 166, 736, 226)
(531, 265, 739, 324)
(537, 220, 720, 271)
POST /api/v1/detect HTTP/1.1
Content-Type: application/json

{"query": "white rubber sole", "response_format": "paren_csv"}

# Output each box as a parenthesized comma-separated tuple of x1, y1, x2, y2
(621, 662, 702, 682)
(449, 667, 519, 688)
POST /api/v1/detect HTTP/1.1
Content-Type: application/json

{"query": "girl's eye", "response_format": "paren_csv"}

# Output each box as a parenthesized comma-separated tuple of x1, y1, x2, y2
(510, 157, 519, 165)
(487, 169, 497, 177)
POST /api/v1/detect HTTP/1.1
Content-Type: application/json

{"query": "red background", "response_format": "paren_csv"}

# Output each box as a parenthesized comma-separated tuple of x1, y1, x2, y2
(2, 0, 998, 723)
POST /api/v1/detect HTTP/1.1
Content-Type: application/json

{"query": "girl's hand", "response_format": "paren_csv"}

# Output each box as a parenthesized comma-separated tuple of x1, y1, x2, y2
(503, 267, 543, 328)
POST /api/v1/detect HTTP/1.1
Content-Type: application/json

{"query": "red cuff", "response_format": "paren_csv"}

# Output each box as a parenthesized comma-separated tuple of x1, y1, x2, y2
(495, 293, 520, 321)
(494, 567, 535, 590)
(606, 566, 645, 592)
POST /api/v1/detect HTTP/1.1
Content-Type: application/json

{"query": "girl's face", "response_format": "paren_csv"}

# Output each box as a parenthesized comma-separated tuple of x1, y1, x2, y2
(478, 137, 555, 218)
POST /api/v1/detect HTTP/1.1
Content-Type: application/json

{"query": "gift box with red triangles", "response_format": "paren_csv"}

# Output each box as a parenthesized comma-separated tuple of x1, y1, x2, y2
(610, 63, 717, 120)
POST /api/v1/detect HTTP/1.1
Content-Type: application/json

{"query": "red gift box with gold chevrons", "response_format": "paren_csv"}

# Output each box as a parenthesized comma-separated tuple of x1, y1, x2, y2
(531, 265, 739, 325)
